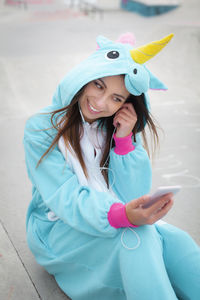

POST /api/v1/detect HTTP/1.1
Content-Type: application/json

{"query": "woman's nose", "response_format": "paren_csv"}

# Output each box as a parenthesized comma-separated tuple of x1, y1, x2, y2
(94, 95, 108, 110)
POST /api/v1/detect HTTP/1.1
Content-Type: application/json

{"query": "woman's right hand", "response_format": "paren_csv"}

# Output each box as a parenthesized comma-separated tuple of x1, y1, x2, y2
(125, 194, 174, 226)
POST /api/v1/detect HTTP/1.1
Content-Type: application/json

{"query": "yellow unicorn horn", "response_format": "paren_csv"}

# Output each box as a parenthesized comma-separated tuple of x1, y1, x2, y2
(130, 33, 174, 64)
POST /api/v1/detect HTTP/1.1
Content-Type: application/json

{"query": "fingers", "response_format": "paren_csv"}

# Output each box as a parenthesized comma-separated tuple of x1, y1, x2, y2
(113, 104, 137, 137)
(148, 198, 174, 225)
(122, 102, 136, 114)
(116, 103, 137, 119)
(126, 194, 174, 226)
(145, 193, 173, 215)
(114, 110, 136, 124)
(129, 195, 150, 208)
(114, 113, 135, 128)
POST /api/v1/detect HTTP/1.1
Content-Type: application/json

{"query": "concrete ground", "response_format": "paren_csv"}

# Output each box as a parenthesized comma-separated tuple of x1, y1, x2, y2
(0, 0, 199, 299)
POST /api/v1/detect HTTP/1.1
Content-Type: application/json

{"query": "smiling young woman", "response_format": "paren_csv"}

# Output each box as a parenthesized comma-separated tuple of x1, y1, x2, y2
(24, 34, 200, 300)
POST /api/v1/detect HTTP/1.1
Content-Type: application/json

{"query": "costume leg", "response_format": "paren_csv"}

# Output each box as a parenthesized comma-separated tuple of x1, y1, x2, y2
(53, 225, 178, 300)
(119, 225, 178, 300)
(28, 216, 180, 300)
(155, 222, 200, 300)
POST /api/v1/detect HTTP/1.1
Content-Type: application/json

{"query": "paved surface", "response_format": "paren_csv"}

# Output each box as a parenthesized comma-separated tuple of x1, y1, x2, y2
(0, 0, 199, 299)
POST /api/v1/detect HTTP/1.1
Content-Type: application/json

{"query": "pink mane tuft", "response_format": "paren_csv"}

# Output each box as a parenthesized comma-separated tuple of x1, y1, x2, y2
(116, 32, 136, 46)
(96, 32, 136, 50)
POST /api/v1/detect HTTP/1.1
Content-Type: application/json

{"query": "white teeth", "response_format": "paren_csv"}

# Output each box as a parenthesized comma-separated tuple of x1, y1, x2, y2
(89, 103, 100, 112)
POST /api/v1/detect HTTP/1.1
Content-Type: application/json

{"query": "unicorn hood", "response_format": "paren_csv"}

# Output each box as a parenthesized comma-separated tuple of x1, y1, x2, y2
(52, 33, 173, 110)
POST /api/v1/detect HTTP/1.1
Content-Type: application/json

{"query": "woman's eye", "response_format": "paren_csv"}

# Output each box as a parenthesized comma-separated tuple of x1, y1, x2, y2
(94, 81, 102, 89)
(114, 97, 122, 103)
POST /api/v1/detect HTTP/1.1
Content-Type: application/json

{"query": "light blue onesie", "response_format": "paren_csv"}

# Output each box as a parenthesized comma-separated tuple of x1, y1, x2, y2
(24, 35, 200, 300)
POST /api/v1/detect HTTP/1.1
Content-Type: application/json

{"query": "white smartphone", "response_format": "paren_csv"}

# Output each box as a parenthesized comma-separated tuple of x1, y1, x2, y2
(142, 185, 181, 209)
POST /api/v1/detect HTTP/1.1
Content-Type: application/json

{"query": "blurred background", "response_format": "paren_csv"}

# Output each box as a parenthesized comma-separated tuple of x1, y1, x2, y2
(0, 0, 200, 299)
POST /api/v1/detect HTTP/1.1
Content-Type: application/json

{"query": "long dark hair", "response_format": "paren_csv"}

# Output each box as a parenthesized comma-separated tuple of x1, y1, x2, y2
(37, 86, 159, 186)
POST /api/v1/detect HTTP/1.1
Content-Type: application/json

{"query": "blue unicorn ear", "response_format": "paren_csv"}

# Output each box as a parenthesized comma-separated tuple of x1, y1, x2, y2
(149, 72, 168, 90)
(145, 67, 168, 90)
(96, 35, 114, 49)
(144, 66, 167, 90)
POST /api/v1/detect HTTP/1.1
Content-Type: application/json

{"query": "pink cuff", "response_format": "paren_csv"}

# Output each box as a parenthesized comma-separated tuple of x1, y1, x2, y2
(113, 133, 135, 155)
(107, 203, 138, 229)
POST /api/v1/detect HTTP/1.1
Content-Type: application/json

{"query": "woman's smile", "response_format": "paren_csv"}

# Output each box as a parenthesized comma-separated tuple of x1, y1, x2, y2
(87, 99, 102, 114)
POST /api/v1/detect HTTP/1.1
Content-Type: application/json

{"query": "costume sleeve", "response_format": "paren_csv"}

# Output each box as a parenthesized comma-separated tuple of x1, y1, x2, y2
(108, 134, 152, 204)
(113, 132, 135, 155)
(24, 115, 121, 237)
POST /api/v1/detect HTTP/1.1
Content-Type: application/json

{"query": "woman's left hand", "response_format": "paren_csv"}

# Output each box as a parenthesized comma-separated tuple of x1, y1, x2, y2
(113, 103, 137, 138)
(125, 193, 174, 226)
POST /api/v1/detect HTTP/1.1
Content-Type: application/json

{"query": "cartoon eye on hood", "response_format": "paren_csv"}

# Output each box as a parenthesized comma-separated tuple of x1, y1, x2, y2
(53, 33, 174, 112)
(106, 51, 120, 59)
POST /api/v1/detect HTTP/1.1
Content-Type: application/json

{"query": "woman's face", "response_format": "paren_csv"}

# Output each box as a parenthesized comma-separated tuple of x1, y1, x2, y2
(79, 75, 130, 123)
